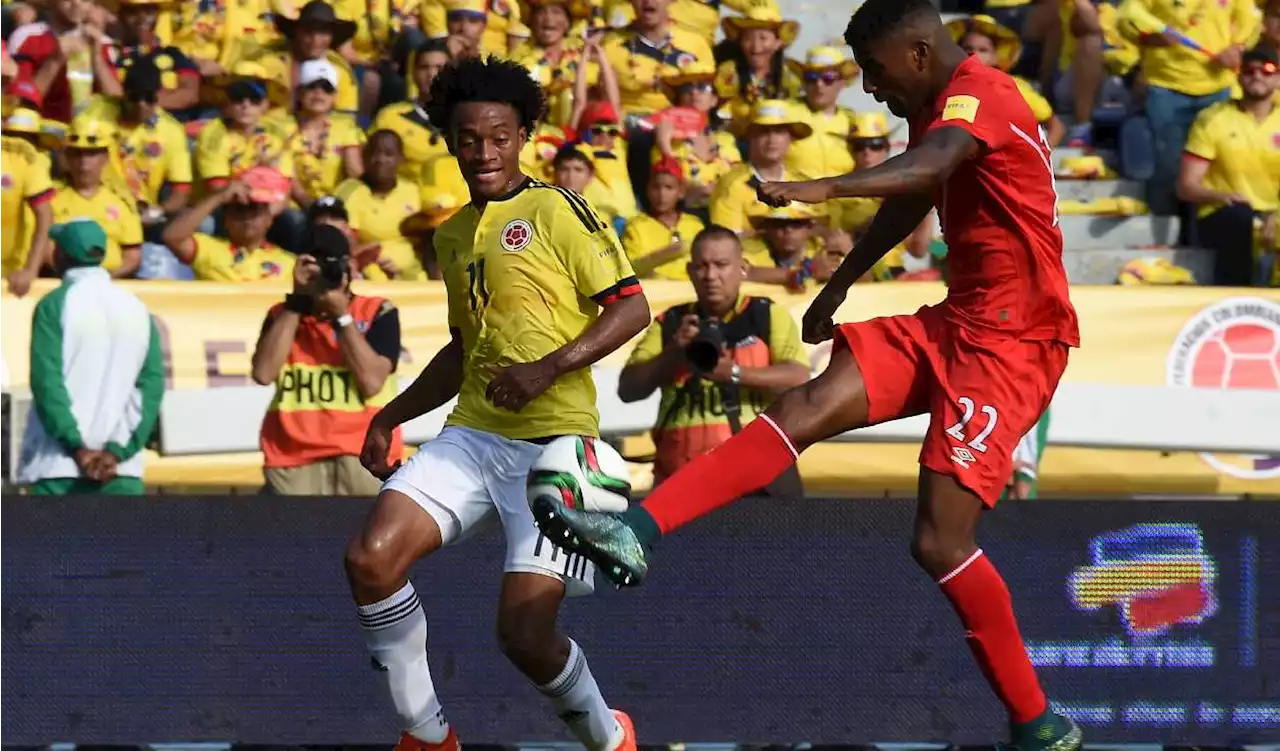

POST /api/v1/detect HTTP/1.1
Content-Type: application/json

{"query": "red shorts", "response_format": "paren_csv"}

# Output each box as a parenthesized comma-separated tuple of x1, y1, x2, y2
(835, 306, 1069, 506)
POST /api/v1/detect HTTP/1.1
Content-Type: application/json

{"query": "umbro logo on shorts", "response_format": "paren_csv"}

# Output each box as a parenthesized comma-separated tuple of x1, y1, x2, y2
(950, 445, 976, 469)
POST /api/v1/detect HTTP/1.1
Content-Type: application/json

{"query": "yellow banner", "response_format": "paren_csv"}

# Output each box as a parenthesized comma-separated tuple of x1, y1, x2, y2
(4, 281, 1278, 494)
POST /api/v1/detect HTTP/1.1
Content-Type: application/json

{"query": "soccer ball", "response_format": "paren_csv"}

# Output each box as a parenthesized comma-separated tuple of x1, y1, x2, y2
(526, 436, 632, 514)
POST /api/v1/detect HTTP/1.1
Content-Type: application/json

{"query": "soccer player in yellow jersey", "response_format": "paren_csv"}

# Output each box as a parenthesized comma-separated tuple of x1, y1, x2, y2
(350, 57, 648, 751)
(1, 133, 54, 295)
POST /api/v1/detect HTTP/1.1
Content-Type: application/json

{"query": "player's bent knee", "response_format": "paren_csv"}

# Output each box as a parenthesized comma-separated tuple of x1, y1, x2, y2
(344, 490, 443, 598)
(767, 349, 870, 450)
(495, 607, 561, 669)
(910, 524, 978, 579)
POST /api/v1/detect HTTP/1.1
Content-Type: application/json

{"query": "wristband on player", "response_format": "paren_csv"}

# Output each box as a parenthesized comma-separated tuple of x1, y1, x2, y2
(284, 293, 312, 314)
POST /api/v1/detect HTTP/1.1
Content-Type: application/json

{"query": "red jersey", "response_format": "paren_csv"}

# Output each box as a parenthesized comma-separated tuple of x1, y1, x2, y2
(909, 55, 1080, 346)
(9, 23, 112, 124)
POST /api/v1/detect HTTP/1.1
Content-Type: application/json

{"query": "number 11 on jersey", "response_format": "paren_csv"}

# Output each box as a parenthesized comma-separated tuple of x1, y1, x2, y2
(467, 259, 489, 312)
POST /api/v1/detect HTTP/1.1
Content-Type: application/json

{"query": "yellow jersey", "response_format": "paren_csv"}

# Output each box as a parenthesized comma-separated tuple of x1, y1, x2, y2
(1183, 99, 1280, 217)
(370, 101, 449, 182)
(1117, 0, 1262, 96)
(786, 105, 857, 180)
(434, 177, 640, 439)
(81, 96, 193, 205)
(195, 117, 295, 186)
(1013, 77, 1054, 124)
(245, 46, 361, 114)
(715, 59, 804, 135)
(172, 0, 277, 69)
(418, 0, 521, 53)
(584, 143, 637, 220)
(50, 184, 144, 272)
(330, 0, 423, 62)
(651, 130, 741, 205)
(709, 163, 790, 232)
(602, 28, 715, 116)
(621, 211, 704, 280)
(419, 153, 471, 219)
(283, 114, 366, 202)
(510, 39, 599, 128)
(1, 136, 54, 276)
(335, 177, 426, 281)
(189, 234, 296, 281)
(826, 195, 882, 234)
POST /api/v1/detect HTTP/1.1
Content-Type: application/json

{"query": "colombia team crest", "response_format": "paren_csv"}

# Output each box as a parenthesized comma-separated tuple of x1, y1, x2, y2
(501, 219, 533, 252)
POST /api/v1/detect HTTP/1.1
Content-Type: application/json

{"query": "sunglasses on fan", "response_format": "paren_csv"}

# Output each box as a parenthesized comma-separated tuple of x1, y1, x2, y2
(803, 70, 843, 85)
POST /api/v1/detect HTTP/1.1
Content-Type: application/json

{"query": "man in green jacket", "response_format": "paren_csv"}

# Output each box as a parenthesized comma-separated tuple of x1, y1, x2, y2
(19, 219, 164, 495)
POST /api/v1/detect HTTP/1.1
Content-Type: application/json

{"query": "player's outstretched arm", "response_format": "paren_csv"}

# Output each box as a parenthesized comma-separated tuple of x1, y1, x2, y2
(758, 127, 979, 206)
(373, 331, 464, 429)
(830, 195, 935, 292)
(800, 195, 934, 343)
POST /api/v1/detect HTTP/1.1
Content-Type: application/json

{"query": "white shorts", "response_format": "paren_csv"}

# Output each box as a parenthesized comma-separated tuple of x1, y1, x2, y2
(383, 425, 595, 596)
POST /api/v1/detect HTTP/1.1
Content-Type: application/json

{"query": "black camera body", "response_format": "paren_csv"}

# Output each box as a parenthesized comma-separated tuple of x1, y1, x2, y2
(315, 254, 348, 290)
(686, 318, 725, 374)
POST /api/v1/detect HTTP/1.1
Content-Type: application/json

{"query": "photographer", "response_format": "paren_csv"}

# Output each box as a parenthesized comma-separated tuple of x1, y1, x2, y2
(250, 225, 403, 495)
(618, 226, 810, 492)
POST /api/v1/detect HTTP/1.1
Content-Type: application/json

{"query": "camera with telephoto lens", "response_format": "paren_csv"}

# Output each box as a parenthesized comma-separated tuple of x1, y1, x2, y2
(307, 224, 351, 290)
(314, 254, 348, 289)
(686, 317, 725, 374)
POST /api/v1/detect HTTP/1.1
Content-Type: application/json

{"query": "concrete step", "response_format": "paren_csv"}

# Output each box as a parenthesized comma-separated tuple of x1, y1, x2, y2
(1059, 214, 1180, 250)
(1056, 178, 1145, 202)
(1062, 246, 1212, 284)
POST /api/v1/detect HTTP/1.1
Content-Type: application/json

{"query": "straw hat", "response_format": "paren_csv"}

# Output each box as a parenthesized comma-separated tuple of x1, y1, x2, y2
(747, 99, 812, 139)
(722, 1, 799, 47)
(3, 105, 63, 147)
(660, 60, 717, 101)
(524, 0, 593, 21)
(790, 44, 858, 80)
(65, 117, 117, 150)
(748, 202, 820, 228)
(847, 111, 895, 141)
(945, 14, 1022, 72)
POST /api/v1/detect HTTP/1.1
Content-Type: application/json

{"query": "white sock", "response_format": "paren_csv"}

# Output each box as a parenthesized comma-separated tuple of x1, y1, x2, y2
(538, 639, 623, 751)
(357, 581, 450, 743)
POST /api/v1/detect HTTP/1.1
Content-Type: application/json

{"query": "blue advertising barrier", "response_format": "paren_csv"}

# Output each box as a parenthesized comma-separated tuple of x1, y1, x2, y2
(2, 497, 1277, 745)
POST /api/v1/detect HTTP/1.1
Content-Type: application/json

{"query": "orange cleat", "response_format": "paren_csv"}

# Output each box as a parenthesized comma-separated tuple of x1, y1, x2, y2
(612, 710, 637, 751)
(393, 728, 461, 751)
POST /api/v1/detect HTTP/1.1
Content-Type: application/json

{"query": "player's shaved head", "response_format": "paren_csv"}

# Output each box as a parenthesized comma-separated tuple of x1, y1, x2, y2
(843, 0, 965, 119)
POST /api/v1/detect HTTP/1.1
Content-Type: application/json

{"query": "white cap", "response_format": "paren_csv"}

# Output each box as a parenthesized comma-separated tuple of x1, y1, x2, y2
(299, 59, 339, 89)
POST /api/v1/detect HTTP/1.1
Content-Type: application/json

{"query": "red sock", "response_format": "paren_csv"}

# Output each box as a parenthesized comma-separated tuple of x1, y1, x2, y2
(642, 415, 798, 535)
(938, 550, 1047, 724)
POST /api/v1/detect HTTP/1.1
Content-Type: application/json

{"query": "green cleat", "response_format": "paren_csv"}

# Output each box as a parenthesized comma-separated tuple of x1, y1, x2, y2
(1004, 711, 1083, 751)
(531, 496, 650, 586)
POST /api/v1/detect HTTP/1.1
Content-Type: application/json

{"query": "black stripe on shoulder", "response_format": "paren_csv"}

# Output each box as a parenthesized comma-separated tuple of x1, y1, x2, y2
(533, 180, 604, 233)
(557, 186, 605, 232)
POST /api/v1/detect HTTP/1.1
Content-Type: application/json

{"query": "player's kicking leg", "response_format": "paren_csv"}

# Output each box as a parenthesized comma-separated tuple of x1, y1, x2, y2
(532, 341, 877, 585)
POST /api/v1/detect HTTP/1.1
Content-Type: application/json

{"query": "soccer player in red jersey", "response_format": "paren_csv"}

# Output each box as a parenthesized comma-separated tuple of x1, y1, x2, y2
(532, 0, 1082, 748)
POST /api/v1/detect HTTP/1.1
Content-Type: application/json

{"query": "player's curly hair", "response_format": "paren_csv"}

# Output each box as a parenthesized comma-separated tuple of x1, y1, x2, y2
(843, 0, 938, 60)
(425, 56, 548, 139)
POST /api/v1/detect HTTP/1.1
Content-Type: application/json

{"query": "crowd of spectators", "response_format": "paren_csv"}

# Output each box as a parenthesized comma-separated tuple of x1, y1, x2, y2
(952, 0, 1278, 286)
(0, 0, 922, 294)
